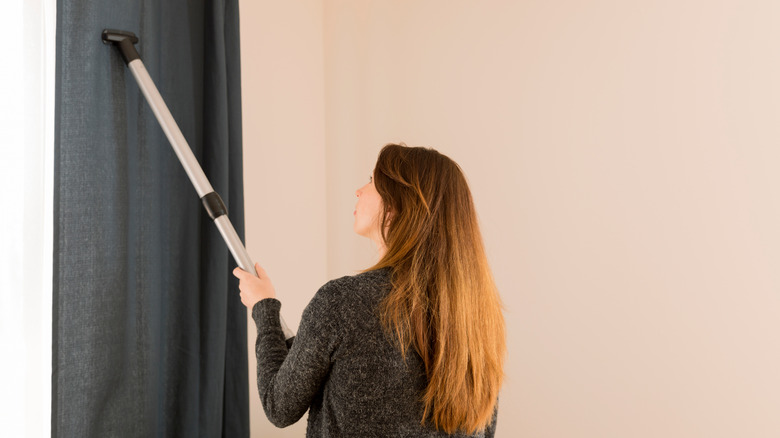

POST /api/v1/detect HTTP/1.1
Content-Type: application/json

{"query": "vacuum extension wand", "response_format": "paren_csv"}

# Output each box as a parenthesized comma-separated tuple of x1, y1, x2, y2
(102, 29, 295, 340)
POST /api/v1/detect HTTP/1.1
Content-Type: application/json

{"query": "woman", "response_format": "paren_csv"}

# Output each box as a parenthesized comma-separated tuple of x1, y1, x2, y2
(233, 144, 506, 437)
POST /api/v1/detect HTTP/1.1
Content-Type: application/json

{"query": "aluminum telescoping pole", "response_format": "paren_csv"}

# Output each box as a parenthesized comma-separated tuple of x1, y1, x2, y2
(102, 29, 294, 339)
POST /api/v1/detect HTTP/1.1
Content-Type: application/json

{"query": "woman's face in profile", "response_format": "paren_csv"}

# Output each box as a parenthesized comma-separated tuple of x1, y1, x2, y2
(353, 175, 384, 239)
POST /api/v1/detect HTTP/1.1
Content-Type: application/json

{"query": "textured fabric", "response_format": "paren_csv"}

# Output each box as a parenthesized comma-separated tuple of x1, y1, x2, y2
(251, 267, 498, 437)
(52, 0, 248, 436)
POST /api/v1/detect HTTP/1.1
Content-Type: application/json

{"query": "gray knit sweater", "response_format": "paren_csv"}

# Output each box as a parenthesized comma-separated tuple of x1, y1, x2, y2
(251, 267, 498, 437)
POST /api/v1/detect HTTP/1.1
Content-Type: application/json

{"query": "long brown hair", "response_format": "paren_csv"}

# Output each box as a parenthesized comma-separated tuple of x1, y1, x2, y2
(367, 144, 506, 434)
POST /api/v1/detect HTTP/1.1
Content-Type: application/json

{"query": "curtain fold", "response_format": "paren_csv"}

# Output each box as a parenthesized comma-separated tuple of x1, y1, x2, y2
(53, 1, 248, 436)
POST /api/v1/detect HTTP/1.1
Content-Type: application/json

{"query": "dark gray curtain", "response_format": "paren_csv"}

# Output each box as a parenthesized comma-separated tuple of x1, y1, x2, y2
(52, 0, 248, 436)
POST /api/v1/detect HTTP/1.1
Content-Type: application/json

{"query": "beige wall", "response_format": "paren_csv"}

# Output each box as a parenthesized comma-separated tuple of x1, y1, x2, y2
(243, 1, 780, 436)
(239, 1, 326, 436)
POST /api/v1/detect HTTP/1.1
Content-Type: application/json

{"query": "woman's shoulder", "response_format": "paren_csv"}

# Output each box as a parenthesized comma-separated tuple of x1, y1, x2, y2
(302, 267, 393, 324)
(308, 267, 392, 312)
(321, 266, 392, 293)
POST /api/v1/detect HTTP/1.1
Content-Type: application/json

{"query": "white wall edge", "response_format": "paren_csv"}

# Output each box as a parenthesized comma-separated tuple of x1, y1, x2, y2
(39, 0, 56, 436)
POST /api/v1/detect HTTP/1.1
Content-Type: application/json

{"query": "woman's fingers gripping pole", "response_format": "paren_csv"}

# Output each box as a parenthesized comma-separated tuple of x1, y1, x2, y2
(232, 262, 277, 309)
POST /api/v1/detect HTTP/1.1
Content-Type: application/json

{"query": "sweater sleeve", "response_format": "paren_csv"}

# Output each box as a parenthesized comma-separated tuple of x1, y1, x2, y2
(251, 282, 344, 428)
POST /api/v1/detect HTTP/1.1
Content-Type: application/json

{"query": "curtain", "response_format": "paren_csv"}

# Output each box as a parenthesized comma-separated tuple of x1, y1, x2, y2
(52, 0, 248, 436)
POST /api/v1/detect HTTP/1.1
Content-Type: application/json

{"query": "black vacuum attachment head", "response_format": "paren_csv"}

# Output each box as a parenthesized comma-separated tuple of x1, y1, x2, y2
(101, 29, 140, 65)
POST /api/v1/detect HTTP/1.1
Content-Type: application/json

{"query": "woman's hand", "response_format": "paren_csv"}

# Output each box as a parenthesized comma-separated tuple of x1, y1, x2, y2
(232, 262, 277, 310)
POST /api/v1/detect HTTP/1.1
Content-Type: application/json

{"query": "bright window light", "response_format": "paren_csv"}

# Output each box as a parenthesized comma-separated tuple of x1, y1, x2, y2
(0, 0, 55, 437)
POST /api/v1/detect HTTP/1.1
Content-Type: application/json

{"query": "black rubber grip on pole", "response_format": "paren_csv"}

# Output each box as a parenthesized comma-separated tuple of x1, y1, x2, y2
(201, 192, 228, 220)
(101, 29, 141, 64)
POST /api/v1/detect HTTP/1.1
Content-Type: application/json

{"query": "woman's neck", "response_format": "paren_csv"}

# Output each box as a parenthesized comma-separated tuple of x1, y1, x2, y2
(372, 234, 387, 260)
